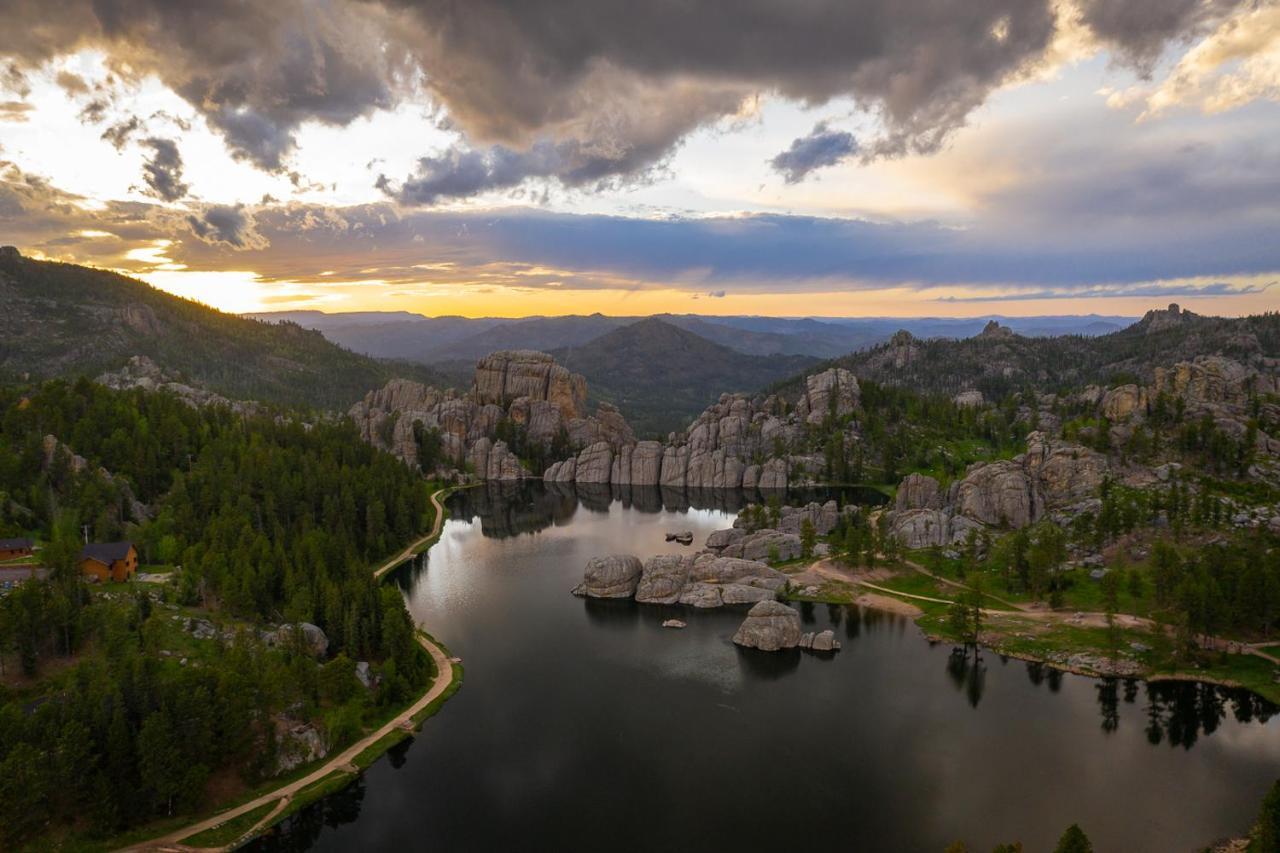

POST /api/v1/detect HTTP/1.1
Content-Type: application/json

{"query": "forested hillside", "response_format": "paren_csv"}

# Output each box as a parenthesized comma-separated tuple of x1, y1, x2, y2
(0, 379, 434, 846)
(553, 318, 817, 436)
(0, 249, 443, 410)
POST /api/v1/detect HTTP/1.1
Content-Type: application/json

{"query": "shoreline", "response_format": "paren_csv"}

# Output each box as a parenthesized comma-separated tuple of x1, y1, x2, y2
(805, 581, 1280, 704)
(117, 486, 465, 852)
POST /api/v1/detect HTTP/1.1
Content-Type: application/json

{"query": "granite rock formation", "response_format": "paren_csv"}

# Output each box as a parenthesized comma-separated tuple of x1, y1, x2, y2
(731, 601, 802, 651)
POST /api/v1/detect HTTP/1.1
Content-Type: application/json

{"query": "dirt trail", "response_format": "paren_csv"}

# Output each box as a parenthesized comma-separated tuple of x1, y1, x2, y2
(127, 487, 458, 852)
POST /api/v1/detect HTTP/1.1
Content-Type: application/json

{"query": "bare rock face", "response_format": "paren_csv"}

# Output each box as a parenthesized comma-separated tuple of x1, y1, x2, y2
(469, 437, 526, 481)
(735, 530, 802, 562)
(732, 601, 802, 651)
(473, 350, 587, 419)
(890, 509, 950, 549)
(572, 555, 644, 598)
(953, 390, 985, 408)
(796, 367, 860, 424)
(757, 457, 789, 490)
(1023, 432, 1108, 507)
(1101, 384, 1144, 421)
(705, 527, 747, 552)
(896, 473, 942, 512)
(951, 461, 1040, 528)
(635, 554, 693, 604)
(630, 441, 664, 486)
(574, 441, 614, 484)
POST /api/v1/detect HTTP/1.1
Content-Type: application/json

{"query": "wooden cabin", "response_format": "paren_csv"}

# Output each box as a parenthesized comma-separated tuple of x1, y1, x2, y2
(0, 538, 35, 560)
(80, 542, 138, 583)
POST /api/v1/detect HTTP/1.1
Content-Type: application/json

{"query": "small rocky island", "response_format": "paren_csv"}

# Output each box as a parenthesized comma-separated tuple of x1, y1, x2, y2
(573, 501, 852, 651)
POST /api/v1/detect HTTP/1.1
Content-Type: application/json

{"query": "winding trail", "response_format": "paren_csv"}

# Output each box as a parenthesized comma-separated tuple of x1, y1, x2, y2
(127, 487, 459, 852)
(373, 486, 452, 581)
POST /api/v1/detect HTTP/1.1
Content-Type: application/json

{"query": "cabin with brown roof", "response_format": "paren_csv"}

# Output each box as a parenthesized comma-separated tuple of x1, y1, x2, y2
(0, 538, 35, 560)
(80, 542, 138, 583)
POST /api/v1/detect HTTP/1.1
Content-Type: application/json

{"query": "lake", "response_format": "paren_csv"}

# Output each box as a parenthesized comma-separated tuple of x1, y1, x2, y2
(251, 482, 1280, 852)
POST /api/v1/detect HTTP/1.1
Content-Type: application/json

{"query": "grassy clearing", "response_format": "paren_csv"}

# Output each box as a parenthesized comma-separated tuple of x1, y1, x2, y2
(181, 799, 280, 848)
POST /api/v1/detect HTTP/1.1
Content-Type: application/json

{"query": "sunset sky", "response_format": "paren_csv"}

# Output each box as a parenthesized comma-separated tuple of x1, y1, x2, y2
(2, 1, 1279, 317)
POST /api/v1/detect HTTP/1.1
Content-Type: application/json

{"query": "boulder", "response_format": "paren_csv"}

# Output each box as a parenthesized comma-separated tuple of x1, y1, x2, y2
(1101, 384, 1144, 421)
(811, 629, 840, 652)
(732, 601, 802, 651)
(573, 555, 644, 598)
(275, 622, 329, 658)
(705, 527, 746, 552)
(662, 619, 686, 629)
(635, 554, 692, 604)
(739, 530, 802, 563)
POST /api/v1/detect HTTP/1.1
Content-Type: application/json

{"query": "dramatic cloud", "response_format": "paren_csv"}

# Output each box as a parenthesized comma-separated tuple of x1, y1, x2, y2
(1077, 0, 1243, 73)
(186, 205, 267, 249)
(770, 122, 859, 183)
(139, 137, 188, 202)
(100, 116, 141, 150)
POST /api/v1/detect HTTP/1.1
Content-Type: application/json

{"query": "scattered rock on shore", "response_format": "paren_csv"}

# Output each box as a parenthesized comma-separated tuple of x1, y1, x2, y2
(662, 619, 687, 629)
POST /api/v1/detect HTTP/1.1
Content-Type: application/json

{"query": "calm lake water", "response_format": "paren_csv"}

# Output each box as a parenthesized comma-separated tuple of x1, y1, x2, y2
(252, 482, 1280, 852)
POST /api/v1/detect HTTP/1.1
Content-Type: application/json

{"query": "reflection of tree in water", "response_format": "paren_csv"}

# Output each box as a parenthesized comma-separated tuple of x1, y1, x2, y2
(1139, 681, 1275, 749)
(247, 777, 367, 852)
(1024, 660, 1277, 746)
(946, 647, 986, 708)
(1097, 678, 1120, 733)
(799, 600, 816, 624)
(451, 480, 579, 538)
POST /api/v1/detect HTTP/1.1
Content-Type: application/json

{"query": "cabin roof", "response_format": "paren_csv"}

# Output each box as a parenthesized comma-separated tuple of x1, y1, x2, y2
(80, 542, 135, 564)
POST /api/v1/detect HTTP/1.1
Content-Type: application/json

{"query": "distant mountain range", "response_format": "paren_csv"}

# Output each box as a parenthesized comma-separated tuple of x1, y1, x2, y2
(0, 248, 447, 409)
(248, 310, 1136, 363)
(770, 306, 1280, 401)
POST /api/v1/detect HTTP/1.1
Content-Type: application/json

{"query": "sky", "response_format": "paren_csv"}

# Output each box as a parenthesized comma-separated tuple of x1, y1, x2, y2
(1, 0, 1279, 318)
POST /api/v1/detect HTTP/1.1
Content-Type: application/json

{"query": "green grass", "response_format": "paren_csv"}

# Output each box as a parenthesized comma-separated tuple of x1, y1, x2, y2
(181, 799, 280, 848)
(270, 770, 358, 825)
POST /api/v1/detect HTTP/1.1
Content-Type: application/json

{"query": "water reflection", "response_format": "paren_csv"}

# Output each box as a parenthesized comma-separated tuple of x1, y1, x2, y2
(251, 777, 367, 853)
(947, 647, 987, 708)
(254, 484, 1280, 853)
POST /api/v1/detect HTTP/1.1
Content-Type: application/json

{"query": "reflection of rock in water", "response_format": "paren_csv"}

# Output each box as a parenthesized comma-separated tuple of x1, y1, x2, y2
(452, 481, 578, 539)
(449, 481, 892, 540)
(248, 776, 366, 852)
(735, 645, 801, 681)
(582, 596, 641, 631)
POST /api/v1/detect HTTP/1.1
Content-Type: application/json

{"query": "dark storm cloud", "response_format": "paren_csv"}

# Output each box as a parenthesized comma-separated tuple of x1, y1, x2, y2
(0, 0, 1263, 196)
(0, 0, 400, 171)
(185, 204, 266, 249)
(101, 116, 141, 149)
(770, 122, 859, 183)
(140, 137, 188, 202)
(1077, 0, 1244, 73)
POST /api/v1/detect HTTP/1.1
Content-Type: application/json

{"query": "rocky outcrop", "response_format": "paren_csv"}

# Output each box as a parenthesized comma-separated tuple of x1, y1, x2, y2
(795, 367, 859, 425)
(635, 554, 693, 604)
(572, 555, 644, 598)
(473, 350, 586, 419)
(573, 441, 614, 484)
(887, 431, 1112, 547)
(584, 549, 785, 608)
(352, 351, 633, 480)
(97, 355, 257, 415)
(732, 601, 802, 651)
(273, 622, 329, 658)
(896, 474, 942, 511)
(953, 390, 985, 408)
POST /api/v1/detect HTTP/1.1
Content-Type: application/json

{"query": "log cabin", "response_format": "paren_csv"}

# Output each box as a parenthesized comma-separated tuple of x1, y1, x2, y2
(80, 542, 138, 583)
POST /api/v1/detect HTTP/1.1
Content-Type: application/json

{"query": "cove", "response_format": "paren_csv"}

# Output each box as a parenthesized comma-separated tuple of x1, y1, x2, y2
(250, 483, 1280, 852)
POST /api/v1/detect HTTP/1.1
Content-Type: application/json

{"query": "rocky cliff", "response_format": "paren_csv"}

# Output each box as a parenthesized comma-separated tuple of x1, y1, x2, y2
(543, 366, 860, 491)
(350, 350, 634, 480)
